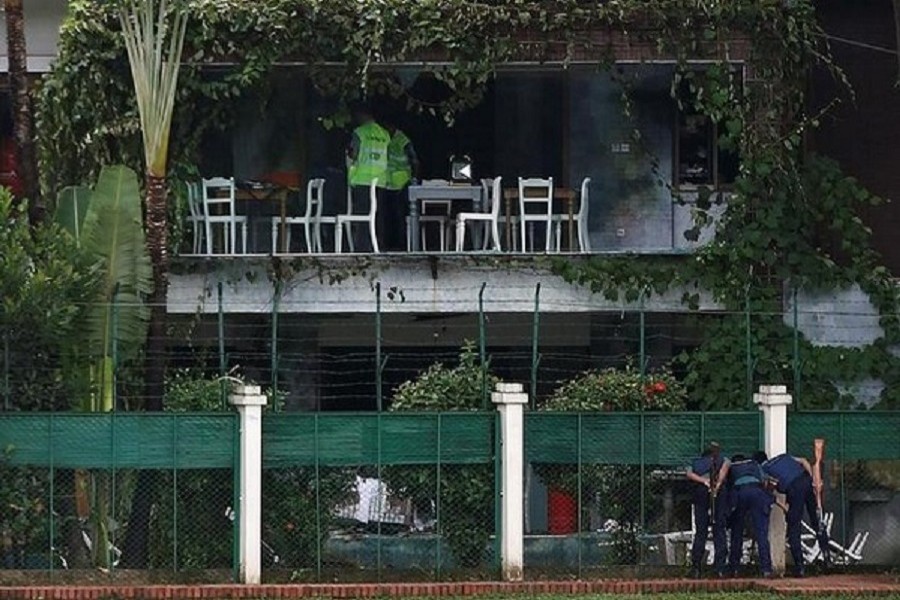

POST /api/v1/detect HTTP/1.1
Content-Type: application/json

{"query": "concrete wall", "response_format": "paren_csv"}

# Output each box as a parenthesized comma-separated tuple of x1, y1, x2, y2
(784, 285, 883, 348)
(168, 257, 721, 315)
(0, 0, 67, 73)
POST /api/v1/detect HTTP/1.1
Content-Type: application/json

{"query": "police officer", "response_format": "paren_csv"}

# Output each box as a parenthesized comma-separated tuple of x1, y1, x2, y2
(686, 442, 730, 578)
(382, 116, 420, 252)
(346, 103, 390, 251)
(754, 450, 830, 577)
(722, 453, 774, 578)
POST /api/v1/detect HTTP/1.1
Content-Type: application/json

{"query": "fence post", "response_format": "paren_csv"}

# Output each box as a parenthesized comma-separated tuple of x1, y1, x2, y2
(492, 382, 528, 582)
(530, 284, 540, 410)
(753, 384, 792, 574)
(230, 384, 268, 584)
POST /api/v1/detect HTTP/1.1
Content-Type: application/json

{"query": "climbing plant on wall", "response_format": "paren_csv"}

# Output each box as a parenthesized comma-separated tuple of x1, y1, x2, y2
(35, 0, 900, 409)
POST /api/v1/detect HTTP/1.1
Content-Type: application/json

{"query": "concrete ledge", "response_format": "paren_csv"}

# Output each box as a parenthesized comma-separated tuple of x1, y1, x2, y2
(167, 254, 720, 315)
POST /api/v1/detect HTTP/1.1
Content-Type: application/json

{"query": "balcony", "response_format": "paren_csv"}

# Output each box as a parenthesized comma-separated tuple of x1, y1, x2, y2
(176, 64, 734, 260)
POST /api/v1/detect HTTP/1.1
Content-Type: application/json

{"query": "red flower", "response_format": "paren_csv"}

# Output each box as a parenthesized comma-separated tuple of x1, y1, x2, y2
(654, 381, 667, 393)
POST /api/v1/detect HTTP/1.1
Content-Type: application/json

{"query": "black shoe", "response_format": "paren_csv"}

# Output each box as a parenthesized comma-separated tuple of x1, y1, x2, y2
(761, 571, 775, 579)
(792, 567, 806, 578)
(689, 567, 702, 580)
(716, 571, 728, 579)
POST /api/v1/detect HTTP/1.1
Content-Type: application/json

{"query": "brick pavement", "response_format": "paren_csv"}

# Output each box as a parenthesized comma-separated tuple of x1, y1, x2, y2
(0, 574, 896, 599)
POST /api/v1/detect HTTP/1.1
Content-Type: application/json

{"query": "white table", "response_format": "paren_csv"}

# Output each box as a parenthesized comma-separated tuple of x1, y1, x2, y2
(407, 184, 483, 251)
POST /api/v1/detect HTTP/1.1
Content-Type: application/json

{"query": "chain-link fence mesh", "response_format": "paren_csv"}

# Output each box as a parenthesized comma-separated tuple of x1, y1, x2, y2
(524, 412, 760, 578)
(0, 414, 236, 583)
(260, 413, 497, 582)
(522, 411, 900, 577)
(2, 281, 900, 582)
(1, 411, 898, 582)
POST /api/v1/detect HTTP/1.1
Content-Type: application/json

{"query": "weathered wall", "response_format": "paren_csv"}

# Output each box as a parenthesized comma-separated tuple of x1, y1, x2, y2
(0, 0, 67, 73)
(567, 66, 676, 252)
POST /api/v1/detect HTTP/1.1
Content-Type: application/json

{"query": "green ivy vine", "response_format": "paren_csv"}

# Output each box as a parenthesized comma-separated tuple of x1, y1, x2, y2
(35, 0, 900, 409)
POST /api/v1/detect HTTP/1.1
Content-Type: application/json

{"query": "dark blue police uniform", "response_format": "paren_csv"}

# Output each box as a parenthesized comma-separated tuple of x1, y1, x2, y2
(689, 454, 729, 575)
(762, 454, 829, 574)
(727, 459, 773, 576)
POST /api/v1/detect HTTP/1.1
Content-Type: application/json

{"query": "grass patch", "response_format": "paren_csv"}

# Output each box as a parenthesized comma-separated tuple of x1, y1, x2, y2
(436, 592, 900, 600)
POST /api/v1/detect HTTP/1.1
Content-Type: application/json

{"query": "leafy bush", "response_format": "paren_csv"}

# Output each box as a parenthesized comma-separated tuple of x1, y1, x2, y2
(537, 364, 687, 564)
(262, 468, 354, 572)
(0, 189, 100, 411)
(386, 343, 498, 569)
(391, 342, 497, 412)
(543, 364, 686, 412)
(0, 447, 51, 567)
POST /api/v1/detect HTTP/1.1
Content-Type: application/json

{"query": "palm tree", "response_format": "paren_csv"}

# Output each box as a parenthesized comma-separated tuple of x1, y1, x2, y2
(117, 0, 187, 567)
(3, 0, 41, 219)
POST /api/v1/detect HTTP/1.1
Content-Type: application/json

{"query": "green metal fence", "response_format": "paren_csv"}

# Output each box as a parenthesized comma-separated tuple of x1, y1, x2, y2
(260, 412, 497, 581)
(0, 413, 237, 579)
(524, 411, 763, 577)
(2, 410, 898, 582)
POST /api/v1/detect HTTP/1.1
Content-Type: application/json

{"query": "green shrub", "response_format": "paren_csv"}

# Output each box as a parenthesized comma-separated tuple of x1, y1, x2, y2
(0, 190, 101, 411)
(0, 447, 51, 567)
(386, 343, 498, 569)
(543, 364, 686, 412)
(262, 467, 354, 572)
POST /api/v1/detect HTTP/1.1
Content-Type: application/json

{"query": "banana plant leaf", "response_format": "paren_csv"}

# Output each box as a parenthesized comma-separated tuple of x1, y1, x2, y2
(56, 185, 93, 244)
(79, 165, 152, 363)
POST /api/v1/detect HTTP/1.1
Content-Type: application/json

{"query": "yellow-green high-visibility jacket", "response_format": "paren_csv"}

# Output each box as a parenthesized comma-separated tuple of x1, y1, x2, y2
(387, 130, 412, 191)
(349, 121, 390, 188)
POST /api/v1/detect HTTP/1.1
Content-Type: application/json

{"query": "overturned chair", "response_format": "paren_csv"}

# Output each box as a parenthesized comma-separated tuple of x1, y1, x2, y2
(800, 511, 869, 565)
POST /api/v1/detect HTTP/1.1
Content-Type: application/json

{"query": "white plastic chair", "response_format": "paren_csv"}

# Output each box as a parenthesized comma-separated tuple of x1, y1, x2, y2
(335, 179, 379, 253)
(553, 177, 591, 253)
(316, 185, 350, 253)
(518, 177, 553, 253)
(185, 181, 205, 254)
(273, 178, 325, 254)
(455, 177, 501, 251)
(493, 181, 519, 252)
(201, 177, 247, 255)
(480, 177, 499, 250)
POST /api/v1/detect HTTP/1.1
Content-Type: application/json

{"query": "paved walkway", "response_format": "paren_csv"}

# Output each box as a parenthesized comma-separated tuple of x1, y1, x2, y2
(761, 574, 900, 595)
(0, 574, 897, 598)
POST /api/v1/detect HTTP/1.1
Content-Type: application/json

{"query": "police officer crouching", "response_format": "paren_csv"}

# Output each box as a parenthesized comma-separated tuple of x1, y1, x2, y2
(722, 454, 774, 578)
(754, 451, 830, 577)
(685, 442, 730, 579)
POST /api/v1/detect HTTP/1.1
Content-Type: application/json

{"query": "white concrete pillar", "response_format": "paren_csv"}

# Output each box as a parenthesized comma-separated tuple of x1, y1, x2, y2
(492, 382, 528, 582)
(230, 384, 268, 584)
(754, 384, 792, 574)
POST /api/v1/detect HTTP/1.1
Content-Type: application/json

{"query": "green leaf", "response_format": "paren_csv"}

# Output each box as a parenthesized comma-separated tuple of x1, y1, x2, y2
(80, 165, 152, 363)
(56, 185, 93, 244)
